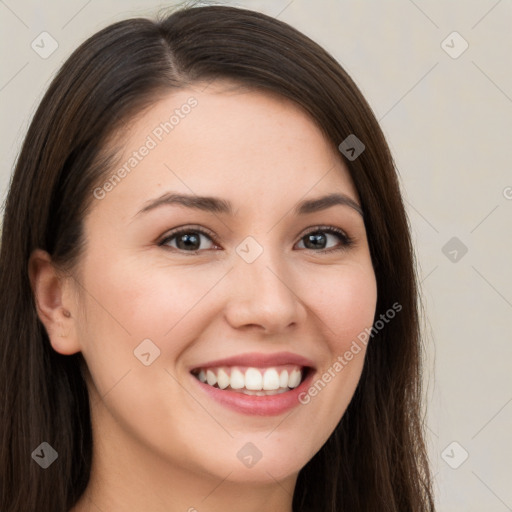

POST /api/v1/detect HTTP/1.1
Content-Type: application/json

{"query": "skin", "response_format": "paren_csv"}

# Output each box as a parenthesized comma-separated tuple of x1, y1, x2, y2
(30, 80, 377, 512)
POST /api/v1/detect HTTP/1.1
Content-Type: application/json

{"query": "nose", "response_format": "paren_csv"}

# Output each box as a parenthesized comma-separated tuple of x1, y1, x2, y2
(223, 246, 307, 334)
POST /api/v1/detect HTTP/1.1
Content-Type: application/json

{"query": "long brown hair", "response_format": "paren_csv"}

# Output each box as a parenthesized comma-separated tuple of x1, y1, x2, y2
(0, 3, 435, 510)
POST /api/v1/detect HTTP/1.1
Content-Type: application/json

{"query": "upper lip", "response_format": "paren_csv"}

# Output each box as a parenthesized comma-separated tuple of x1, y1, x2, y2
(190, 351, 315, 371)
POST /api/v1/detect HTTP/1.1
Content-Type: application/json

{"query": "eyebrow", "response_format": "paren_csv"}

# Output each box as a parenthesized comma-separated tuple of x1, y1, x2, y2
(134, 192, 363, 218)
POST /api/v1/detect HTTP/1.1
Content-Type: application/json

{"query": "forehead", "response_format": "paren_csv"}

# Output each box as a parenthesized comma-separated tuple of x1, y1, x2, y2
(91, 81, 359, 221)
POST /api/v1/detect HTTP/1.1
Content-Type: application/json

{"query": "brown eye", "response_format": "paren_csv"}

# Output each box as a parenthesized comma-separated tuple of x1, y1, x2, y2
(296, 227, 353, 253)
(160, 228, 217, 252)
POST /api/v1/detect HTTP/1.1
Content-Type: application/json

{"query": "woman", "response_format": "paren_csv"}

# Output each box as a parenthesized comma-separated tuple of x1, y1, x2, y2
(0, 3, 435, 511)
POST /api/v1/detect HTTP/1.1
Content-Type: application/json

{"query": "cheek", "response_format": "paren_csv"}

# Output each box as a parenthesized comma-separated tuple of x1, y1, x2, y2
(75, 255, 227, 389)
(80, 253, 221, 339)
(304, 262, 377, 351)
(295, 263, 376, 430)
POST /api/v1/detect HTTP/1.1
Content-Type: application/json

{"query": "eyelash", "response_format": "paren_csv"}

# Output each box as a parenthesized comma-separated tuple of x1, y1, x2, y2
(158, 225, 354, 255)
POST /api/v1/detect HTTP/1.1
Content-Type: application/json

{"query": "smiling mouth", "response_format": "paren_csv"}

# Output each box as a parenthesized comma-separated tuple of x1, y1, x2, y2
(191, 365, 310, 396)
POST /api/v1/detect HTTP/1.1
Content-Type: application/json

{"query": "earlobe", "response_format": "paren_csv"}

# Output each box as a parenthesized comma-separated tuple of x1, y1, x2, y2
(28, 249, 81, 355)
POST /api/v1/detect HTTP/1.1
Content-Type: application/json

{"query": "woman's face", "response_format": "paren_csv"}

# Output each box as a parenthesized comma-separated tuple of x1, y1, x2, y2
(68, 81, 377, 488)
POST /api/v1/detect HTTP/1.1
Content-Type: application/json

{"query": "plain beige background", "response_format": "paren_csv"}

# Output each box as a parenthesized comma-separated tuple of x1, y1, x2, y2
(1, 1, 511, 510)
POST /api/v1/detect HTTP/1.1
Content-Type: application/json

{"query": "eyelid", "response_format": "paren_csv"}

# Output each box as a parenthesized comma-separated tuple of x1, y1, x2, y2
(299, 224, 349, 239)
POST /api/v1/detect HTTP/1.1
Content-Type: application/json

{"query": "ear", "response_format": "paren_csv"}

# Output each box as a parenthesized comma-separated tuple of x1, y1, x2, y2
(28, 248, 81, 355)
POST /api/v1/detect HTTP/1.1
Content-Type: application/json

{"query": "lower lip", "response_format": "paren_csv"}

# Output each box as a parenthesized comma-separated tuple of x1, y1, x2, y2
(191, 370, 315, 416)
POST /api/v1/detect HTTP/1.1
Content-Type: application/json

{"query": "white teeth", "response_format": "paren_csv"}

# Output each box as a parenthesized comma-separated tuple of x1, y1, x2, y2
(217, 368, 230, 389)
(230, 368, 245, 389)
(242, 389, 266, 396)
(279, 369, 289, 388)
(262, 368, 280, 390)
(245, 368, 263, 390)
(241, 388, 290, 396)
(288, 369, 301, 388)
(194, 365, 305, 393)
(206, 369, 217, 386)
